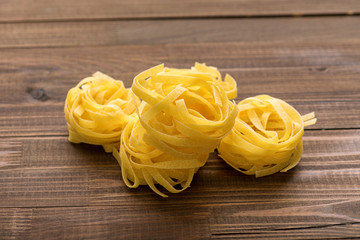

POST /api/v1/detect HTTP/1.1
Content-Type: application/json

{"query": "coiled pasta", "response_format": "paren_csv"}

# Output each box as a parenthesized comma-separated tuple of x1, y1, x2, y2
(64, 72, 140, 152)
(64, 65, 317, 197)
(113, 63, 238, 196)
(218, 95, 316, 177)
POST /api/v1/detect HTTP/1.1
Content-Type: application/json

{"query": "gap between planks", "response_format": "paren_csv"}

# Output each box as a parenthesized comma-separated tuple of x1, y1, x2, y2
(0, 0, 360, 23)
(1, 17, 360, 49)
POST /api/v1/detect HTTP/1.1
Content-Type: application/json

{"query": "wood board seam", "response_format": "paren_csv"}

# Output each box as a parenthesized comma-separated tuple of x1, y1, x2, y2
(210, 221, 360, 236)
(0, 12, 359, 24)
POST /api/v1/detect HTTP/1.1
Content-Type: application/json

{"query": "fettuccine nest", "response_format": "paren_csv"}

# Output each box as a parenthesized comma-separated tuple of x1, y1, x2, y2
(64, 72, 140, 152)
(113, 63, 238, 196)
(218, 95, 316, 177)
(64, 64, 316, 197)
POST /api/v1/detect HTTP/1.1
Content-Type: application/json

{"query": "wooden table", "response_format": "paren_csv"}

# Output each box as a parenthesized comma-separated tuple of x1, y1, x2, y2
(1, 1, 360, 239)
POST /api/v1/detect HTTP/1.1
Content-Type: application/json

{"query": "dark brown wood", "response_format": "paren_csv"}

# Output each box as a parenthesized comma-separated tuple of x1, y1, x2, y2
(0, 208, 33, 239)
(1, 204, 360, 240)
(210, 224, 360, 239)
(210, 200, 360, 238)
(0, 130, 360, 238)
(0, 41, 360, 137)
(0, 99, 359, 137)
(1, 41, 360, 77)
(1, 1, 360, 239)
(1, 0, 360, 22)
(1, 17, 360, 48)
(2, 64, 360, 104)
(0, 206, 210, 239)
(1, 130, 359, 207)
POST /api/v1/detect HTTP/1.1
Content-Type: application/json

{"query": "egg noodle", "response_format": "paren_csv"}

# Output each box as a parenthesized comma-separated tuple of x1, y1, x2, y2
(112, 63, 238, 197)
(64, 72, 139, 152)
(218, 95, 317, 177)
(65, 64, 316, 197)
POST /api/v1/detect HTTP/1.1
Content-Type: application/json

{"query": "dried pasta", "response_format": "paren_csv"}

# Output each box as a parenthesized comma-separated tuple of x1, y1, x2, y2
(218, 95, 316, 177)
(64, 64, 317, 197)
(64, 72, 140, 152)
(112, 63, 238, 197)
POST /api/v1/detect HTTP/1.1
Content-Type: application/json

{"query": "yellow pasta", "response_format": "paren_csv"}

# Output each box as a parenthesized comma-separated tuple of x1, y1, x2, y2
(64, 72, 140, 152)
(218, 95, 316, 177)
(112, 115, 208, 197)
(164, 62, 238, 100)
(113, 63, 239, 197)
(64, 64, 317, 197)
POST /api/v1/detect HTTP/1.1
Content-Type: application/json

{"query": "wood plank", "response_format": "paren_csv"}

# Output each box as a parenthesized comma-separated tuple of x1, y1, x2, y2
(1, 130, 360, 238)
(0, 129, 359, 207)
(211, 225, 360, 239)
(1, 41, 360, 94)
(0, 206, 209, 240)
(2, 2, 360, 240)
(210, 201, 360, 239)
(0, 99, 358, 138)
(1, 0, 360, 22)
(1, 205, 360, 240)
(1, 41, 360, 136)
(0, 208, 33, 239)
(1, 41, 360, 78)
(2, 65, 360, 104)
(1, 17, 360, 48)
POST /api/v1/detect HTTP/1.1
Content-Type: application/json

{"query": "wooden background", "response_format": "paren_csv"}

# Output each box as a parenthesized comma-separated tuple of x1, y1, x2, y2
(1, 1, 360, 239)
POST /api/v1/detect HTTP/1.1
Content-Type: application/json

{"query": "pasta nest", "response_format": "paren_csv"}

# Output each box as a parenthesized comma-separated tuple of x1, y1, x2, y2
(113, 63, 239, 197)
(64, 72, 140, 152)
(218, 95, 316, 177)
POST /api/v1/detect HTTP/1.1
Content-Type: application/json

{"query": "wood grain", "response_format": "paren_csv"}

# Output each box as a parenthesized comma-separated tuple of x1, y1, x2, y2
(1, 0, 360, 22)
(1, 41, 359, 137)
(1, 204, 359, 239)
(210, 224, 360, 239)
(1, 129, 359, 207)
(1, 41, 360, 77)
(0, 206, 210, 240)
(0, 99, 359, 138)
(1, 1, 360, 238)
(2, 64, 360, 104)
(0, 208, 33, 240)
(1, 17, 360, 48)
(0, 130, 359, 238)
(210, 200, 360, 239)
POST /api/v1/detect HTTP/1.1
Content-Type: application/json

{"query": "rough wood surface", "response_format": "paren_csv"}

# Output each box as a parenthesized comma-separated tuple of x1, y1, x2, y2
(1, 1, 360, 239)
(1, 17, 360, 48)
(1, 99, 359, 138)
(0, 41, 359, 137)
(0, 130, 360, 238)
(1, 0, 360, 22)
(0, 206, 210, 240)
(2, 41, 360, 77)
(0, 130, 359, 206)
